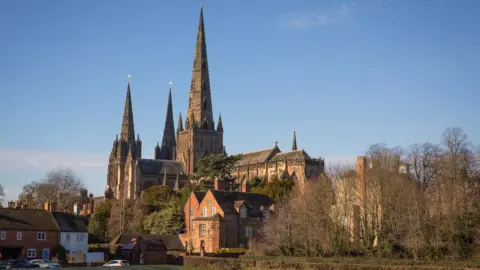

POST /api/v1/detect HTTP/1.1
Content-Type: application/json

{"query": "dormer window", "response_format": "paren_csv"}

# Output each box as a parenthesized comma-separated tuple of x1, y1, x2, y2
(240, 206, 247, 218)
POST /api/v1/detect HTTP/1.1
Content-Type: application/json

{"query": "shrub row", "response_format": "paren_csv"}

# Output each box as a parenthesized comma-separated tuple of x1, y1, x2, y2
(183, 256, 467, 270)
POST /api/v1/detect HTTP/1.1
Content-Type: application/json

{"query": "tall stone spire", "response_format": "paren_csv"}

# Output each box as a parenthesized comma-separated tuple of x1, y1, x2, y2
(292, 131, 297, 151)
(159, 85, 176, 160)
(187, 4, 214, 130)
(120, 79, 135, 143)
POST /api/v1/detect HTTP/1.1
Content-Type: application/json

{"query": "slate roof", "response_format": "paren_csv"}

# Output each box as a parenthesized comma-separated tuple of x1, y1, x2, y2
(109, 233, 184, 251)
(136, 159, 185, 175)
(193, 192, 206, 203)
(0, 208, 60, 231)
(209, 190, 275, 215)
(51, 212, 88, 233)
(237, 146, 281, 167)
(271, 149, 312, 161)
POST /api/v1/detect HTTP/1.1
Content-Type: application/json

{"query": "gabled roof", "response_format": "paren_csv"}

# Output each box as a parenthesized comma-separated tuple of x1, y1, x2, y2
(136, 159, 185, 175)
(271, 149, 312, 161)
(237, 146, 281, 167)
(193, 192, 206, 203)
(51, 212, 88, 233)
(0, 208, 60, 231)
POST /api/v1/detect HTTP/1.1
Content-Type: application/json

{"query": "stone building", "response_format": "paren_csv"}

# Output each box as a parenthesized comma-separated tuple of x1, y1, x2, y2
(105, 5, 321, 199)
(179, 189, 274, 253)
(231, 131, 325, 191)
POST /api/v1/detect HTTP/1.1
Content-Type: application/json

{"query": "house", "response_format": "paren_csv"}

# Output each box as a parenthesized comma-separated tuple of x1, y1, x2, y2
(180, 189, 275, 254)
(51, 210, 88, 262)
(0, 203, 60, 260)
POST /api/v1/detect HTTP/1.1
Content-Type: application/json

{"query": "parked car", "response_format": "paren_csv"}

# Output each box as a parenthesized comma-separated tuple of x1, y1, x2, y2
(4, 259, 40, 269)
(29, 259, 61, 268)
(102, 260, 130, 267)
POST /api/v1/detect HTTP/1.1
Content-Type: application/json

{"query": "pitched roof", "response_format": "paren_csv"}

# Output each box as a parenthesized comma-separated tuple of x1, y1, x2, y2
(271, 149, 312, 161)
(193, 192, 206, 203)
(237, 146, 281, 167)
(109, 233, 184, 251)
(0, 208, 60, 231)
(51, 212, 88, 233)
(209, 190, 274, 215)
(137, 159, 185, 175)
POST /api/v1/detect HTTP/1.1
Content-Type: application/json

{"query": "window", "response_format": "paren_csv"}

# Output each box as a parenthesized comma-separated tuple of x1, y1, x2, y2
(200, 224, 206, 236)
(202, 207, 207, 217)
(189, 208, 194, 218)
(239, 243, 245, 248)
(27, 249, 36, 258)
(240, 206, 247, 218)
(1, 231, 6, 240)
(207, 199, 211, 206)
(37, 232, 46, 240)
(66, 234, 70, 241)
(76, 233, 83, 241)
(263, 210, 269, 219)
(212, 206, 217, 216)
(245, 226, 253, 238)
(17, 232, 22, 240)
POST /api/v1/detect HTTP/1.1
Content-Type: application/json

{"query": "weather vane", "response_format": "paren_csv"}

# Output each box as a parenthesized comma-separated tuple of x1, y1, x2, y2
(169, 80, 173, 86)
(128, 74, 131, 82)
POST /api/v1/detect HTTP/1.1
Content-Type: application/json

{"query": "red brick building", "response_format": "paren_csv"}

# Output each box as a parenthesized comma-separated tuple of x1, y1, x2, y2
(180, 189, 274, 254)
(0, 203, 60, 260)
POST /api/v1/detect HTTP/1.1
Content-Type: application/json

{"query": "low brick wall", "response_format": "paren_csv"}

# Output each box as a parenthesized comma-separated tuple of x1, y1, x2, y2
(183, 256, 468, 270)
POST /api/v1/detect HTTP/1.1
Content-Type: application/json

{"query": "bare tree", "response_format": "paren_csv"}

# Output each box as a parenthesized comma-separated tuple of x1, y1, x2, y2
(18, 168, 85, 210)
(0, 184, 5, 202)
(407, 143, 442, 191)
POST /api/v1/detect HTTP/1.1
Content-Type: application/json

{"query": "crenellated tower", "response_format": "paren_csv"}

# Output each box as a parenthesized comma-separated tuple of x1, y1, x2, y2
(176, 5, 224, 174)
(107, 78, 142, 199)
(156, 84, 176, 160)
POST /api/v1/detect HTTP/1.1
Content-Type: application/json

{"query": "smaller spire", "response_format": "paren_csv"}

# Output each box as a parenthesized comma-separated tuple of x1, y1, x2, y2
(217, 113, 223, 132)
(115, 134, 119, 141)
(137, 133, 140, 141)
(275, 141, 278, 147)
(292, 131, 297, 151)
(177, 113, 183, 132)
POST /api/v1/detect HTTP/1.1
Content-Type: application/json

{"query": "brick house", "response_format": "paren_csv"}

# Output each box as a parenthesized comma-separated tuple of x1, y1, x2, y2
(180, 189, 274, 253)
(0, 203, 60, 260)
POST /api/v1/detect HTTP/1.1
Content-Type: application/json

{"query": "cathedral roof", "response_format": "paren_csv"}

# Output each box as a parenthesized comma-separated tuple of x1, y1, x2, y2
(136, 159, 185, 175)
(237, 146, 281, 167)
(271, 149, 312, 161)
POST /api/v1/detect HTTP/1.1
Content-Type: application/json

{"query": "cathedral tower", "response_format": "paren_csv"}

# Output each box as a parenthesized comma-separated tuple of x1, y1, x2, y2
(176, 5, 224, 174)
(107, 78, 142, 199)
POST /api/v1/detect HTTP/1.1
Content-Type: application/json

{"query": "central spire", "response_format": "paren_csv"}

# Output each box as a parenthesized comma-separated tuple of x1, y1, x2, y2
(187, 4, 214, 130)
(159, 85, 176, 160)
(120, 79, 135, 143)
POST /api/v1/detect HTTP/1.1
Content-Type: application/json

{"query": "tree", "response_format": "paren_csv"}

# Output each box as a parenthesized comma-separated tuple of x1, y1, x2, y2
(18, 169, 85, 210)
(252, 176, 295, 202)
(195, 153, 242, 191)
(143, 200, 184, 235)
(0, 184, 5, 202)
(141, 185, 178, 208)
(88, 201, 112, 239)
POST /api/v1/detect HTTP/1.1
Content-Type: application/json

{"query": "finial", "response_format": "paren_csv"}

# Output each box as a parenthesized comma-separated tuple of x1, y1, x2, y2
(169, 80, 173, 87)
(116, 134, 118, 141)
(275, 141, 278, 147)
(200, 0, 203, 8)
(137, 133, 140, 141)
(127, 74, 131, 82)
(156, 142, 160, 147)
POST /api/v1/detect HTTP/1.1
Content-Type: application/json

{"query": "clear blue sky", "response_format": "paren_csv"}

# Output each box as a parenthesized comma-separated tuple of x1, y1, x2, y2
(0, 0, 479, 202)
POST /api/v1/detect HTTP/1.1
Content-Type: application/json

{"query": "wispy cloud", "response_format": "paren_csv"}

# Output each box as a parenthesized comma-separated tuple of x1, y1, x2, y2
(0, 150, 107, 172)
(279, 0, 386, 30)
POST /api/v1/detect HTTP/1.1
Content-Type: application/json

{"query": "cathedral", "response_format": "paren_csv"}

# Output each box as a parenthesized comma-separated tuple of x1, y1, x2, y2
(106, 5, 324, 200)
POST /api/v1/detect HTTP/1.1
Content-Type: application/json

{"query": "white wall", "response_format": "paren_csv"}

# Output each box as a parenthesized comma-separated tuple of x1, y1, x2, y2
(60, 232, 88, 262)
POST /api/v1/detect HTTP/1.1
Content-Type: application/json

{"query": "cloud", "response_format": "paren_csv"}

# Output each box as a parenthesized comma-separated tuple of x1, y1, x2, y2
(279, 0, 385, 30)
(0, 149, 108, 172)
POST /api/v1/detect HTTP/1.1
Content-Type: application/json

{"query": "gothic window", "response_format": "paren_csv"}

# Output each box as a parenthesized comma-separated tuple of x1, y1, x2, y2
(202, 97, 207, 109)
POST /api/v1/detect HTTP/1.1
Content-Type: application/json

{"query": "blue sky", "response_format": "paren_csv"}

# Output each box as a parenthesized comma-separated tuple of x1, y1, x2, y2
(0, 0, 479, 202)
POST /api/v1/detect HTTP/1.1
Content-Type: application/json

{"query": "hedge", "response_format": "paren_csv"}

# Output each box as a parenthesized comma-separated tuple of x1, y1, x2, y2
(183, 256, 468, 270)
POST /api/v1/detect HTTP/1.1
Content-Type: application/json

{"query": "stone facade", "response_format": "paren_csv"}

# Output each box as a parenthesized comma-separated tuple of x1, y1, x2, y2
(180, 189, 274, 253)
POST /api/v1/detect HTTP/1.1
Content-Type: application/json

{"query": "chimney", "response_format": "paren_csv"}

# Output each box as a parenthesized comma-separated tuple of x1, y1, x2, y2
(44, 201, 51, 211)
(73, 201, 79, 215)
(50, 202, 58, 212)
(214, 178, 226, 191)
(89, 193, 94, 214)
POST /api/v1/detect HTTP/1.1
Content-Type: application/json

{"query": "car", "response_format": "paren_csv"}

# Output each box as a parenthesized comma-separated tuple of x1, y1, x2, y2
(4, 259, 40, 269)
(102, 260, 130, 267)
(29, 259, 61, 268)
